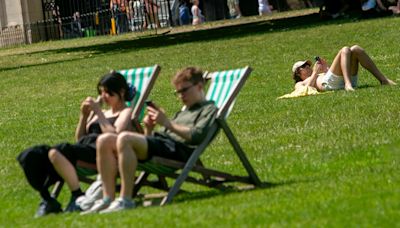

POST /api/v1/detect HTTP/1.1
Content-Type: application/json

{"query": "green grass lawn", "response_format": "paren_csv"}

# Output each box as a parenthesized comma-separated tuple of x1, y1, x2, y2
(1, 10, 400, 226)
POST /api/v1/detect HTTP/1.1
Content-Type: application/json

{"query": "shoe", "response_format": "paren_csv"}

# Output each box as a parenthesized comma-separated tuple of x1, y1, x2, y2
(362, 0, 376, 11)
(80, 199, 111, 215)
(64, 196, 82, 213)
(35, 198, 62, 218)
(99, 198, 135, 214)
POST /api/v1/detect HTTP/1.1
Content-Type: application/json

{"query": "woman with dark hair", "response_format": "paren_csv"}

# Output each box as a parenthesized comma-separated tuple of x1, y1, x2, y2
(291, 45, 396, 92)
(17, 71, 134, 217)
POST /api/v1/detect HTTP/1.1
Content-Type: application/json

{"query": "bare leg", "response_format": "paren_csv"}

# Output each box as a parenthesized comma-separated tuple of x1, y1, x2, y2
(96, 133, 119, 200)
(329, 46, 355, 91)
(340, 47, 355, 91)
(350, 45, 396, 85)
(48, 149, 79, 191)
(117, 132, 149, 199)
(330, 45, 396, 90)
(235, 4, 242, 16)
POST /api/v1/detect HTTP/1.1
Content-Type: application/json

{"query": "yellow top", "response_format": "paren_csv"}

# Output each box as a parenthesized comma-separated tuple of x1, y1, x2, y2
(278, 85, 324, 99)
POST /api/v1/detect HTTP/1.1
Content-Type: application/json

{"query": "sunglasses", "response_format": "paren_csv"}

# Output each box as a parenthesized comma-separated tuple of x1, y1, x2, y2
(174, 84, 196, 95)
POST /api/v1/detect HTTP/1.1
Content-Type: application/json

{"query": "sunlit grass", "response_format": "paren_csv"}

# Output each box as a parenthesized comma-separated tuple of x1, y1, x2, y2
(0, 11, 399, 226)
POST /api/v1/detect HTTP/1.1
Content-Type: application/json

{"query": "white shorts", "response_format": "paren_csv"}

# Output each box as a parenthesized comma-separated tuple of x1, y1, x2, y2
(321, 70, 358, 91)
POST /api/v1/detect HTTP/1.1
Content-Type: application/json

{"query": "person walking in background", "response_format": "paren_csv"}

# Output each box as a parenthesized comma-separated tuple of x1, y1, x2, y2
(127, 0, 135, 31)
(179, 0, 191, 25)
(291, 45, 396, 92)
(143, 0, 161, 29)
(71, 11, 83, 37)
(258, 0, 272, 15)
(110, 0, 129, 34)
(191, 0, 205, 25)
(228, 0, 242, 19)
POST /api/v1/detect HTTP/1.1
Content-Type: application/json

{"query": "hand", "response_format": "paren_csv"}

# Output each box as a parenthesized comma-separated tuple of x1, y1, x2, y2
(89, 96, 103, 113)
(143, 114, 156, 131)
(81, 97, 101, 116)
(312, 62, 323, 74)
(319, 58, 329, 72)
(147, 106, 170, 128)
(313, 59, 327, 74)
(80, 97, 93, 116)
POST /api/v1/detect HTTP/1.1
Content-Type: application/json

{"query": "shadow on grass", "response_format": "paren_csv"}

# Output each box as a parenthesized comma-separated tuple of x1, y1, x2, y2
(0, 12, 369, 73)
(356, 84, 379, 89)
(136, 180, 301, 207)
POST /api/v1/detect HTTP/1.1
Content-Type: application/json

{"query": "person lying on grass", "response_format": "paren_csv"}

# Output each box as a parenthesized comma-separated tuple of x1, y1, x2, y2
(292, 45, 396, 92)
(81, 67, 218, 214)
(17, 72, 133, 217)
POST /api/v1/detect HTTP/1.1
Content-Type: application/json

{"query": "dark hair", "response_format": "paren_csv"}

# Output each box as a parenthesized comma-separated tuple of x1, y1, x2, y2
(293, 70, 302, 84)
(172, 67, 205, 86)
(97, 71, 131, 101)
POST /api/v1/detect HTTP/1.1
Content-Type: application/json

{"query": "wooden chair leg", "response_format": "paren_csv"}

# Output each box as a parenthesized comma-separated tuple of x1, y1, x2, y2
(51, 181, 64, 198)
(219, 119, 261, 186)
(132, 171, 150, 197)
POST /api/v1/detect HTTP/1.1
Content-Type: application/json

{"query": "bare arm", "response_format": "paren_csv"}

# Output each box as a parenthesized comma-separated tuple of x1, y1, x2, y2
(91, 104, 132, 134)
(147, 106, 192, 141)
(79, 96, 132, 137)
(295, 60, 327, 89)
(164, 119, 192, 141)
(75, 97, 94, 141)
(305, 70, 320, 87)
(75, 113, 90, 141)
(143, 114, 155, 136)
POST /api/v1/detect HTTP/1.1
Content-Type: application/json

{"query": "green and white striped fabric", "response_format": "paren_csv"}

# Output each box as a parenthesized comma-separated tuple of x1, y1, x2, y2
(118, 66, 157, 108)
(118, 66, 158, 121)
(205, 67, 248, 118)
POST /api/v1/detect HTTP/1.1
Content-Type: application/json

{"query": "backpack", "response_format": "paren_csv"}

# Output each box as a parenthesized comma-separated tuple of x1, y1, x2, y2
(75, 175, 103, 211)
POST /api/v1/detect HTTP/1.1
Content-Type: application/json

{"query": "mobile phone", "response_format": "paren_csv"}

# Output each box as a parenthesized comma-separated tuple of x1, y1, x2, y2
(145, 100, 156, 108)
(314, 56, 321, 62)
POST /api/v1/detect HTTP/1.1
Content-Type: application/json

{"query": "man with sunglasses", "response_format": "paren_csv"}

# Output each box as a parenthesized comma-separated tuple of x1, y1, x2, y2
(85, 67, 217, 214)
(291, 45, 396, 92)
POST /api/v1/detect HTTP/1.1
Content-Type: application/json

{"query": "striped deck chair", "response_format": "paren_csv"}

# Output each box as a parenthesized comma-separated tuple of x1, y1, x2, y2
(51, 64, 161, 198)
(133, 66, 262, 206)
(119, 65, 161, 133)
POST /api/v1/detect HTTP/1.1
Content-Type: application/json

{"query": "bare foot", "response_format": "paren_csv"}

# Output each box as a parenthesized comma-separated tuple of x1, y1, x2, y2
(345, 85, 355, 92)
(381, 79, 397, 86)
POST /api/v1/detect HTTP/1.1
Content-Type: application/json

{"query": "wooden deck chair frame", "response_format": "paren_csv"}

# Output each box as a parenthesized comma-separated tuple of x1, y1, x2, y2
(51, 64, 161, 198)
(133, 66, 261, 206)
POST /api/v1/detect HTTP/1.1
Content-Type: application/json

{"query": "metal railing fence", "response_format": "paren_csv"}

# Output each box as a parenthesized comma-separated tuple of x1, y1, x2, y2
(0, 0, 173, 48)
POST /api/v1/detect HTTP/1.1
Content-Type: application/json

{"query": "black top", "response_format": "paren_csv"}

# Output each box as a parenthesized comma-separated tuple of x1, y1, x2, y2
(88, 116, 118, 134)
